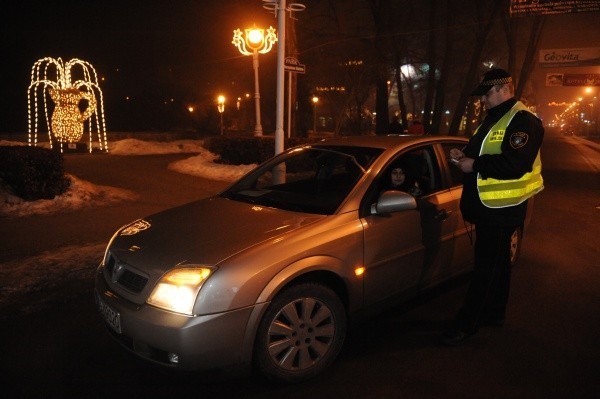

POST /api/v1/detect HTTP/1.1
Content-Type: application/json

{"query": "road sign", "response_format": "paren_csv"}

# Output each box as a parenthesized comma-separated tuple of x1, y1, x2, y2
(284, 57, 306, 74)
(546, 73, 600, 87)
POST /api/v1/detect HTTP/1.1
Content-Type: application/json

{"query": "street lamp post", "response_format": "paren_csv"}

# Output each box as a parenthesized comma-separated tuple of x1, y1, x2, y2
(232, 26, 277, 137)
(312, 95, 319, 134)
(217, 95, 225, 135)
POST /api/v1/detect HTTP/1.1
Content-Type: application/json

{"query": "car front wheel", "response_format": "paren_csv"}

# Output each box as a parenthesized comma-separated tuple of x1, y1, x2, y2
(254, 283, 347, 383)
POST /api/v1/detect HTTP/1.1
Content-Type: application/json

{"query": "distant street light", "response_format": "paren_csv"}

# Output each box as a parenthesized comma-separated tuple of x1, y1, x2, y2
(312, 95, 319, 134)
(217, 95, 225, 135)
(232, 26, 277, 136)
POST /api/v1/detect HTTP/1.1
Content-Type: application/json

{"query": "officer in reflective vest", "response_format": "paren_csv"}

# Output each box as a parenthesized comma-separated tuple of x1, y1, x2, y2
(475, 101, 544, 208)
(442, 68, 544, 346)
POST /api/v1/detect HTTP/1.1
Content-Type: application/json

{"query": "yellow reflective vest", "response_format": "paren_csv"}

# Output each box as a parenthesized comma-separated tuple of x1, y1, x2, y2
(474, 101, 544, 208)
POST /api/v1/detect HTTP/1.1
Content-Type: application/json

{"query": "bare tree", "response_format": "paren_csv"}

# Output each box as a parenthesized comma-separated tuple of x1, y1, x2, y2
(448, 0, 504, 135)
(297, 0, 549, 137)
(501, 3, 546, 101)
(365, 0, 395, 134)
(430, 0, 454, 134)
(421, 0, 438, 132)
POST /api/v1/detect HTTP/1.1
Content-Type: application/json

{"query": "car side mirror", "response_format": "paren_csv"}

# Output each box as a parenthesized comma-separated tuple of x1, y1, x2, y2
(371, 190, 417, 215)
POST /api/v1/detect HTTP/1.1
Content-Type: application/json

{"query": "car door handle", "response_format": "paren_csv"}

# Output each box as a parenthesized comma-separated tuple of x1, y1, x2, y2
(434, 209, 452, 221)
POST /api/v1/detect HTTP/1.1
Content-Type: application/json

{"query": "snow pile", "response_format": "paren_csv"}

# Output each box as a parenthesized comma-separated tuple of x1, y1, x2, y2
(0, 174, 138, 218)
(108, 138, 205, 155)
(0, 139, 253, 216)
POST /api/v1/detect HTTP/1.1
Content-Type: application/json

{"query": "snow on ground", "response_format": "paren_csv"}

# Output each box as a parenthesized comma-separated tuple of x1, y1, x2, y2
(108, 138, 205, 155)
(169, 152, 256, 182)
(0, 174, 138, 218)
(0, 139, 255, 217)
(0, 138, 257, 313)
(0, 242, 106, 318)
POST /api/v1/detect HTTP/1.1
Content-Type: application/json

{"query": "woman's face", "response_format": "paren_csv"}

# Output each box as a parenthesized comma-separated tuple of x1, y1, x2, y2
(391, 167, 406, 186)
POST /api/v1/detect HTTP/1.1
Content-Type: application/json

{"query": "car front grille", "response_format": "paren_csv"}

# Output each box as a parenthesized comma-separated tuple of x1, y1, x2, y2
(105, 253, 148, 294)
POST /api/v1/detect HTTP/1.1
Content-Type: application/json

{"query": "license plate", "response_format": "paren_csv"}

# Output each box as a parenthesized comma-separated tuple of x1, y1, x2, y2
(96, 294, 122, 334)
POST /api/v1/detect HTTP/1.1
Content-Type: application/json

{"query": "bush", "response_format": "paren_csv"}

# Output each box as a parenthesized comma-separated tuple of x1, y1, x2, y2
(203, 136, 320, 165)
(0, 146, 71, 201)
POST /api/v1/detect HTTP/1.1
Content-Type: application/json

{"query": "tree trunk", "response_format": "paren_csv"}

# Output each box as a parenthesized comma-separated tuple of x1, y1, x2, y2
(394, 58, 409, 132)
(375, 73, 389, 134)
(431, 0, 454, 135)
(448, 0, 503, 135)
(516, 16, 546, 101)
(422, 0, 438, 132)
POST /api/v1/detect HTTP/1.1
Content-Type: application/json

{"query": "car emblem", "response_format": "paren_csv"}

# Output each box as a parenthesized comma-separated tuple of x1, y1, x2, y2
(119, 219, 151, 236)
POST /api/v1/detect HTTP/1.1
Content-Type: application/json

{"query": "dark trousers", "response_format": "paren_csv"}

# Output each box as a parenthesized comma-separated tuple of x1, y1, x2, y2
(456, 224, 515, 332)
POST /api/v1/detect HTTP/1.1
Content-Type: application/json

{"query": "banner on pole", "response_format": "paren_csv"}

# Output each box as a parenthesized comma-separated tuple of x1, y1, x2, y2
(510, 0, 600, 16)
(539, 47, 600, 68)
(545, 73, 600, 86)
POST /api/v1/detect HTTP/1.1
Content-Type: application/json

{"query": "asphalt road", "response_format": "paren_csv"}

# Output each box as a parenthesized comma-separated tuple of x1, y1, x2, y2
(1, 132, 599, 398)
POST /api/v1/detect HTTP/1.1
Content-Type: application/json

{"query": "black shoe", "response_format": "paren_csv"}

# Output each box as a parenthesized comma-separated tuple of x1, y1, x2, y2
(440, 329, 476, 346)
(479, 318, 505, 327)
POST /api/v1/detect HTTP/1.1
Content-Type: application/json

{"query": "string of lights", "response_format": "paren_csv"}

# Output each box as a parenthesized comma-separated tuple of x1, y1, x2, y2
(27, 57, 108, 153)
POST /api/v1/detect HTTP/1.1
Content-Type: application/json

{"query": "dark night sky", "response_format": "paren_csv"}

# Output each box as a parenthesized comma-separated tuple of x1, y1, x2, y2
(1, 2, 599, 132)
(0, 0, 279, 132)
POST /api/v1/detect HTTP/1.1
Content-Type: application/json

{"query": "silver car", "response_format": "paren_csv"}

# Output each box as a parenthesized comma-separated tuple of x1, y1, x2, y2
(96, 135, 514, 382)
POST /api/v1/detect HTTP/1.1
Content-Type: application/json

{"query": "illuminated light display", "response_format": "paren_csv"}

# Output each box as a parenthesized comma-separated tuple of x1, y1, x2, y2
(27, 57, 108, 153)
(315, 86, 346, 92)
(232, 26, 277, 136)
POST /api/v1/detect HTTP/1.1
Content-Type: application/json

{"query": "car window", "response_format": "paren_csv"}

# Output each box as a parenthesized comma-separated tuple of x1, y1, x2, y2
(360, 145, 441, 215)
(223, 146, 383, 215)
(441, 143, 464, 187)
(383, 145, 441, 195)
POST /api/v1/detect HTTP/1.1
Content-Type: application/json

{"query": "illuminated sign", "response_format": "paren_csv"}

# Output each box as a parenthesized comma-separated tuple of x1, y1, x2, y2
(545, 73, 600, 86)
(510, 0, 600, 16)
(539, 47, 600, 68)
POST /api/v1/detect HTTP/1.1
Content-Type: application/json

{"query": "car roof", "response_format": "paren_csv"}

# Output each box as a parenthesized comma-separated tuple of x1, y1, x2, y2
(309, 134, 468, 151)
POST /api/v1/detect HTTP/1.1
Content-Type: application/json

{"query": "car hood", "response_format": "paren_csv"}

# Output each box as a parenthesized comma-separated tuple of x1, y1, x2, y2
(108, 196, 324, 276)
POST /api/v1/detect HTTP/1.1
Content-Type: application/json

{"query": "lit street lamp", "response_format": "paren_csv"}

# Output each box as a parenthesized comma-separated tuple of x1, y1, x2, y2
(217, 95, 225, 135)
(232, 26, 277, 136)
(312, 95, 319, 134)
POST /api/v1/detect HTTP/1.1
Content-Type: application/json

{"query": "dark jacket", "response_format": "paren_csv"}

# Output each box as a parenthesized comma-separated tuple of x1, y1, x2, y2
(460, 98, 544, 226)
(389, 120, 404, 134)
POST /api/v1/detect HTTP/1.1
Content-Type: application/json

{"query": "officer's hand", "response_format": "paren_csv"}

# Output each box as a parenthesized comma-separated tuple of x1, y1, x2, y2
(450, 148, 464, 160)
(457, 157, 474, 173)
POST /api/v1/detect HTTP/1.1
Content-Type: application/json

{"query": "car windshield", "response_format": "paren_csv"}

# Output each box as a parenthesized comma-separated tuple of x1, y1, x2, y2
(222, 145, 383, 214)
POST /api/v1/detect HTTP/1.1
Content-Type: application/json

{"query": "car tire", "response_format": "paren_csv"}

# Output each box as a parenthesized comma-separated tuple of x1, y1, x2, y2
(510, 227, 523, 266)
(254, 283, 347, 383)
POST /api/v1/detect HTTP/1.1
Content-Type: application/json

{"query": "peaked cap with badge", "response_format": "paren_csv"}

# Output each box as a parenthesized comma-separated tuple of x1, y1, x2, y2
(471, 68, 513, 96)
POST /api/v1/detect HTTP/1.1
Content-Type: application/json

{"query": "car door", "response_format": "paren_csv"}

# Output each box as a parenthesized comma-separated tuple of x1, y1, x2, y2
(439, 141, 475, 276)
(361, 144, 461, 306)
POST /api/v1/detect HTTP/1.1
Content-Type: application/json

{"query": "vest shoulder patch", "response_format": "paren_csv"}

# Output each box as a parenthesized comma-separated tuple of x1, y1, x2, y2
(509, 131, 528, 149)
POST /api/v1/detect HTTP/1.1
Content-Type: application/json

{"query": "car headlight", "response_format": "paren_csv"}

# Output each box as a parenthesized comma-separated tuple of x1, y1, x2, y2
(147, 267, 214, 315)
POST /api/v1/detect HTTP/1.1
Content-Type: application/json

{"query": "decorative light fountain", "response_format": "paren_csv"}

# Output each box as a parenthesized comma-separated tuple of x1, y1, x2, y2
(27, 57, 108, 153)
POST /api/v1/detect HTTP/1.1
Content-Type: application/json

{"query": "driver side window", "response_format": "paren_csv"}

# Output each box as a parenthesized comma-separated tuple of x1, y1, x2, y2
(361, 145, 441, 216)
(381, 146, 440, 196)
